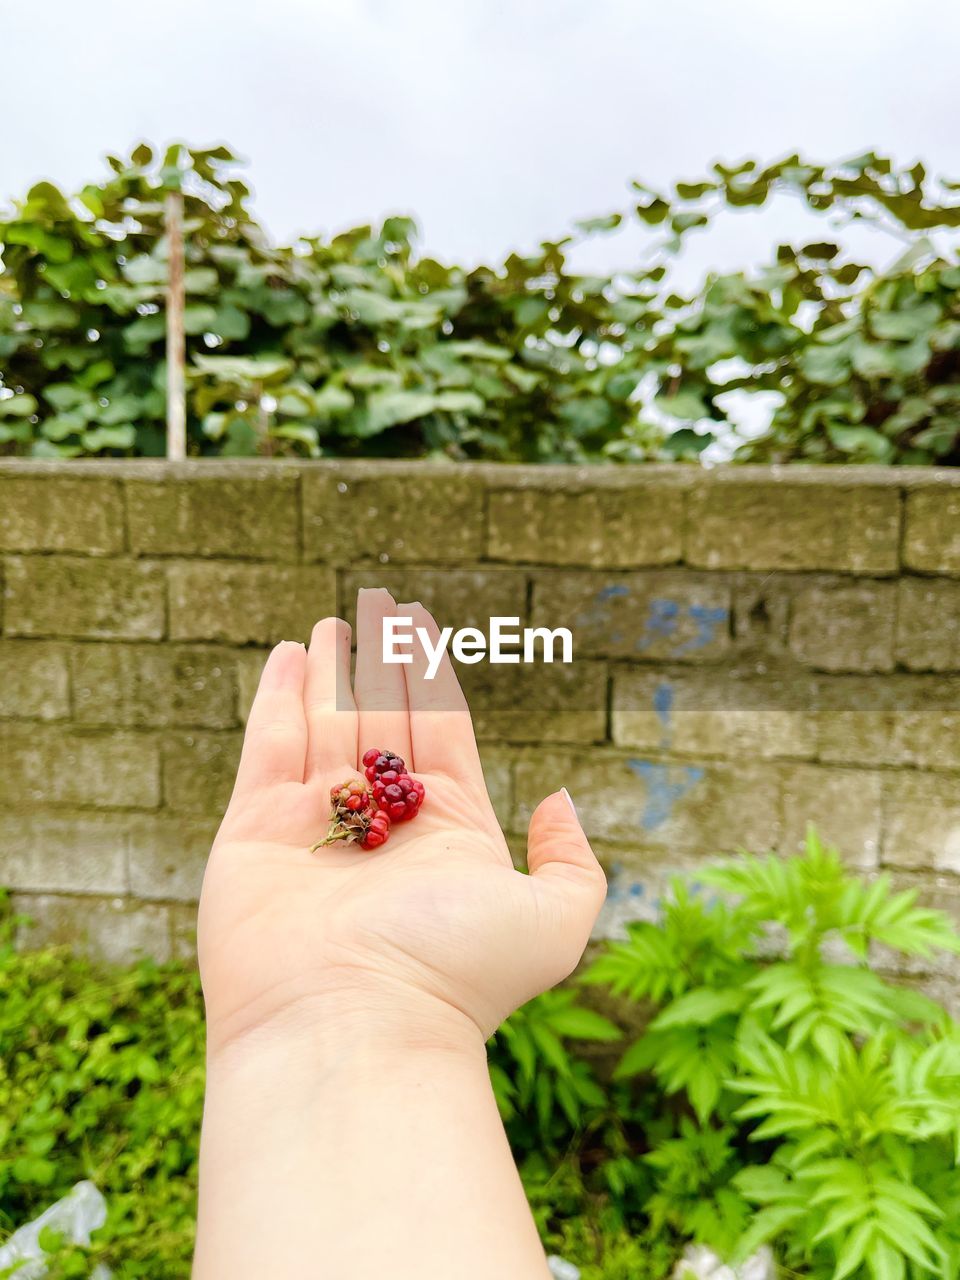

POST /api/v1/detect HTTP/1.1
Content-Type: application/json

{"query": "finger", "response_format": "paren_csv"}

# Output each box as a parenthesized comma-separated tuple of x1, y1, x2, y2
(304, 617, 357, 777)
(233, 641, 308, 796)
(526, 790, 607, 969)
(354, 588, 414, 769)
(397, 601, 484, 784)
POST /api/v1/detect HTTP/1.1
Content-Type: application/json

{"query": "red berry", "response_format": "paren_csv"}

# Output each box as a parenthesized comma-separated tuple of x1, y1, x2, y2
(383, 783, 403, 802)
(362, 748, 380, 767)
(388, 801, 406, 820)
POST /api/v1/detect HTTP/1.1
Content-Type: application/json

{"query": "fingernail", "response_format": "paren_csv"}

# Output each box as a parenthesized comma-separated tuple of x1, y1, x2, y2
(561, 787, 578, 818)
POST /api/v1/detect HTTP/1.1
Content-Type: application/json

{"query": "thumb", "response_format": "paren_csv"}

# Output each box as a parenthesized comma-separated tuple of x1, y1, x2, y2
(526, 788, 607, 911)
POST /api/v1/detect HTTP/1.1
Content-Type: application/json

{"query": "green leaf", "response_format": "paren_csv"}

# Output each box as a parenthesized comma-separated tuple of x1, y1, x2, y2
(651, 987, 745, 1029)
(544, 1006, 622, 1042)
(191, 354, 293, 384)
(0, 393, 38, 418)
(362, 390, 440, 436)
(81, 424, 137, 451)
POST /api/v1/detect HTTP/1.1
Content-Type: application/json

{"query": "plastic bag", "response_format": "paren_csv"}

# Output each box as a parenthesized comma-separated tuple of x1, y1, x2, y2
(548, 1257, 581, 1280)
(0, 1181, 110, 1279)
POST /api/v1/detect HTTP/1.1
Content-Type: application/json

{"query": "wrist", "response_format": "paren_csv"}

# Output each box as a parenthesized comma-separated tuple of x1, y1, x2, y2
(204, 973, 488, 1080)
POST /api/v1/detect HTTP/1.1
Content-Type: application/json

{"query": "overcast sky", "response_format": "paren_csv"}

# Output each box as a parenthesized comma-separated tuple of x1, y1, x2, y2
(4, 0, 959, 282)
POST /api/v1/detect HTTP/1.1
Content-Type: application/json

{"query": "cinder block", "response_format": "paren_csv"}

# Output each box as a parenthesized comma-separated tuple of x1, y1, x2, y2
(0, 641, 70, 720)
(0, 475, 124, 554)
(882, 773, 960, 873)
(896, 579, 960, 672)
(461, 660, 607, 744)
(70, 643, 238, 729)
(13, 893, 171, 964)
(127, 812, 218, 901)
(0, 724, 161, 810)
(789, 582, 896, 672)
(531, 570, 731, 662)
(3, 556, 166, 640)
(303, 467, 484, 565)
(513, 749, 779, 853)
(730, 575, 793, 654)
(167, 561, 335, 644)
(815, 675, 960, 770)
(903, 487, 960, 574)
(0, 810, 128, 894)
(340, 568, 529, 634)
(612, 667, 818, 760)
(778, 764, 882, 868)
(477, 746, 514, 831)
(685, 479, 900, 573)
(170, 903, 199, 961)
(126, 471, 300, 560)
(161, 731, 241, 815)
(487, 477, 684, 567)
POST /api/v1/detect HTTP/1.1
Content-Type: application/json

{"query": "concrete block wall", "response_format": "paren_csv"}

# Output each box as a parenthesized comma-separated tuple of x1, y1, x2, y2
(1, 460, 959, 972)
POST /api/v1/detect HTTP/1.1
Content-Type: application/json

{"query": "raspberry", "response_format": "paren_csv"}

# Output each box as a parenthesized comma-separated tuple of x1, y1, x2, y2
(393, 776, 425, 822)
(361, 747, 426, 826)
(361, 811, 391, 850)
(363, 749, 406, 783)
(312, 778, 390, 852)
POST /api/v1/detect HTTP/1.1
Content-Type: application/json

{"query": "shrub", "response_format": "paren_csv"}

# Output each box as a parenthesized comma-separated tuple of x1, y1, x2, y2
(0, 897, 204, 1277)
(1, 145, 958, 463)
(584, 829, 960, 1279)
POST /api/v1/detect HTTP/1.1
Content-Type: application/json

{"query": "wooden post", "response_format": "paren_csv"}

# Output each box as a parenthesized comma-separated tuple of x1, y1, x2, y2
(165, 190, 186, 460)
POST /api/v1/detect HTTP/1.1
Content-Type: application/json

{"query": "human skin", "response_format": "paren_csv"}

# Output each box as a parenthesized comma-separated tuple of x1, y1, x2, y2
(192, 588, 607, 1279)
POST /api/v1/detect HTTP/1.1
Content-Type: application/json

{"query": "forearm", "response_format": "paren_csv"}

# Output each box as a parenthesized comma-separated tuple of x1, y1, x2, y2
(193, 1006, 550, 1280)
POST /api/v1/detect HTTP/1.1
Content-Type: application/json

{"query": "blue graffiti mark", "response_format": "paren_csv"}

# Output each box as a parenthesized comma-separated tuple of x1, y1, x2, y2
(628, 759, 704, 831)
(652, 680, 673, 726)
(652, 679, 674, 749)
(636, 598, 680, 651)
(606, 876, 645, 904)
(574, 584, 631, 635)
(674, 604, 729, 656)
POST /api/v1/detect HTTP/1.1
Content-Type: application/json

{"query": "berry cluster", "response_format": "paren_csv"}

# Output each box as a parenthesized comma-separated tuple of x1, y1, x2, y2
(312, 749, 425, 854)
(312, 779, 391, 851)
(362, 749, 425, 824)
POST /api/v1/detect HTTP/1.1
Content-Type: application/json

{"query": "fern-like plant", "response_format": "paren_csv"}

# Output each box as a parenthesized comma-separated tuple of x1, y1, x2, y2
(584, 828, 960, 1280)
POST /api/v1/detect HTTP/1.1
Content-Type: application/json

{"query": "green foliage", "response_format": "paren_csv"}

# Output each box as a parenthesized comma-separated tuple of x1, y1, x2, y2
(3, 831, 959, 1279)
(2, 145, 959, 462)
(0, 893, 632, 1277)
(584, 828, 960, 1280)
(0, 894, 204, 1278)
(488, 987, 620, 1153)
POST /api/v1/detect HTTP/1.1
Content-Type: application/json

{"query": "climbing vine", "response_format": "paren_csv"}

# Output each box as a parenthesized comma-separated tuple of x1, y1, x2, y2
(1, 144, 958, 462)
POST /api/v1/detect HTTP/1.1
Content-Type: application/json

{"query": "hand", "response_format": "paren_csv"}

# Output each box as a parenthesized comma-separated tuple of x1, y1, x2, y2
(198, 588, 607, 1060)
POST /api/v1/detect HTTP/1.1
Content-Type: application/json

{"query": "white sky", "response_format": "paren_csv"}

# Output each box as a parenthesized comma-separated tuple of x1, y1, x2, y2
(4, 0, 959, 283)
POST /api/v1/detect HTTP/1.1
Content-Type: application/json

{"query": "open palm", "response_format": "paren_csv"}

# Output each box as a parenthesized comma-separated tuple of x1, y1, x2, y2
(198, 589, 606, 1056)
